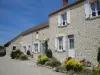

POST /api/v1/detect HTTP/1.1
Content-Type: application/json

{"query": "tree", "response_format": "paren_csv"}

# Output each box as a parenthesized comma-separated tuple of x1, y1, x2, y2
(0, 46, 4, 50)
(44, 40, 52, 58)
(97, 47, 100, 64)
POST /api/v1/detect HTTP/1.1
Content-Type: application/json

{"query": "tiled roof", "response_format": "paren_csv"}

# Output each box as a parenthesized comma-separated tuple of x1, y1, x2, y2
(49, 0, 85, 16)
(22, 21, 49, 36)
(4, 21, 49, 47)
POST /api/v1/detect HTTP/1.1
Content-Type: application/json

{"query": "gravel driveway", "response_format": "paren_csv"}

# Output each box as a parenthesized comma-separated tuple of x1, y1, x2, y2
(0, 55, 65, 75)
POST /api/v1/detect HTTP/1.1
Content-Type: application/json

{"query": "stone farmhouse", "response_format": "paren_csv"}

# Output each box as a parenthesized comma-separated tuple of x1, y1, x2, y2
(5, 0, 100, 65)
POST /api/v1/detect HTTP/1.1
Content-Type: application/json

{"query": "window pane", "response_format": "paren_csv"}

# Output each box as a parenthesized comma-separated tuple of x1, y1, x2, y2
(28, 45, 31, 51)
(58, 37, 63, 50)
(13, 46, 16, 50)
(34, 44, 38, 52)
(62, 13, 66, 20)
(97, 0, 100, 15)
(69, 39, 74, 49)
(61, 13, 67, 25)
(91, 2, 96, 16)
(23, 46, 27, 52)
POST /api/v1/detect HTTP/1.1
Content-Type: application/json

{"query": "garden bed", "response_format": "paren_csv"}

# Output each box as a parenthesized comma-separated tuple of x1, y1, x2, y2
(37, 56, 100, 75)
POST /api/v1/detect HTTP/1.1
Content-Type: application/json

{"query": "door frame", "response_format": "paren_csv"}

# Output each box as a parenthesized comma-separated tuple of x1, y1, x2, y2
(68, 36, 75, 58)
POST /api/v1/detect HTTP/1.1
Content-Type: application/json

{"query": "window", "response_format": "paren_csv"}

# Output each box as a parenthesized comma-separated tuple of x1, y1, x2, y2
(13, 46, 16, 50)
(58, 10, 70, 27)
(36, 32, 39, 39)
(28, 45, 31, 51)
(58, 37, 63, 50)
(90, 0, 100, 16)
(68, 35, 74, 49)
(29, 45, 31, 49)
(34, 44, 38, 52)
(69, 38, 74, 49)
(61, 13, 67, 25)
(23, 46, 27, 53)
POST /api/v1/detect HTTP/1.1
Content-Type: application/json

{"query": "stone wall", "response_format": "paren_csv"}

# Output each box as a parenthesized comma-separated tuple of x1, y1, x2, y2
(49, 2, 100, 65)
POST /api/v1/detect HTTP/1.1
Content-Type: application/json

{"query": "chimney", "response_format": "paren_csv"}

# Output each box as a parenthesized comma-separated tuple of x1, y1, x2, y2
(63, 0, 68, 7)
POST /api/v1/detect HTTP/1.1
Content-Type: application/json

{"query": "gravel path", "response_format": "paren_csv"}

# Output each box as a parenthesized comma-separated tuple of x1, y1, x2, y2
(0, 55, 65, 75)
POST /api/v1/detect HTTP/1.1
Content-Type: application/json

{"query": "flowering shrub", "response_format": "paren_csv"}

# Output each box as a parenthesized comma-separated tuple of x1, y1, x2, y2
(37, 56, 49, 65)
(19, 53, 28, 60)
(65, 59, 83, 72)
(10, 50, 28, 60)
(80, 59, 91, 67)
(45, 57, 61, 67)
(97, 66, 100, 73)
(65, 57, 72, 64)
(10, 50, 21, 59)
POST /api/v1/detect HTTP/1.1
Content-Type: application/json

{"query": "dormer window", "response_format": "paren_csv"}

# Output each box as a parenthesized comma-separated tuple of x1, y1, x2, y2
(85, 0, 100, 19)
(61, 12, 67, 25)
(90, 0, 100, 16)
(58, 10, 70, 27)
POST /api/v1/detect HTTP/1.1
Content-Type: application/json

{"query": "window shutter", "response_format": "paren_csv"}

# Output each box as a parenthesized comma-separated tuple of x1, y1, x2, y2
(32, 45, 35, 53)
(84, 1, 91, 19)
(66, 37, 68, 51)
(38, 43, 41, 52)
(26, 45, 28, 52)
(36, 33, 39, 39)
(67, 9, 71, 24)
(55, 38, 58, 50)
(58, 14, 61, 26)
(63, 36, 66, 51)
(31, 45, 33, 53)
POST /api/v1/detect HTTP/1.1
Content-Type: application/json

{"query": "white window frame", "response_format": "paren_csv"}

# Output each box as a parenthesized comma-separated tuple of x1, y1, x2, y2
(58, 9, 70, 27)
(89, 0, 100, 17)
(28, 44, 32, 53)
(61, 12, 67, 26)
(57, 36, 63, 51)
(33, 41, 40, 53)
(23, 46, 27, 53)
(34, 43, 39, 53)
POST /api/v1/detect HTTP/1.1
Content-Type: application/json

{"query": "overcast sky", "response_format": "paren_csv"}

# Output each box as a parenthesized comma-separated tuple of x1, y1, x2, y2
(0, 0, 76, 45)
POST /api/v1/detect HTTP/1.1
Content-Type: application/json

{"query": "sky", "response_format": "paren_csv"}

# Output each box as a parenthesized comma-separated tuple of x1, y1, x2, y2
(0, 0, 76, 45)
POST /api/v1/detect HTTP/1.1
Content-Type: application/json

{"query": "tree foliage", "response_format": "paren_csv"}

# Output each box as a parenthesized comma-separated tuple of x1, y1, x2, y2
(0, 46, 4, 50)
(97, 47, 100, 64)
